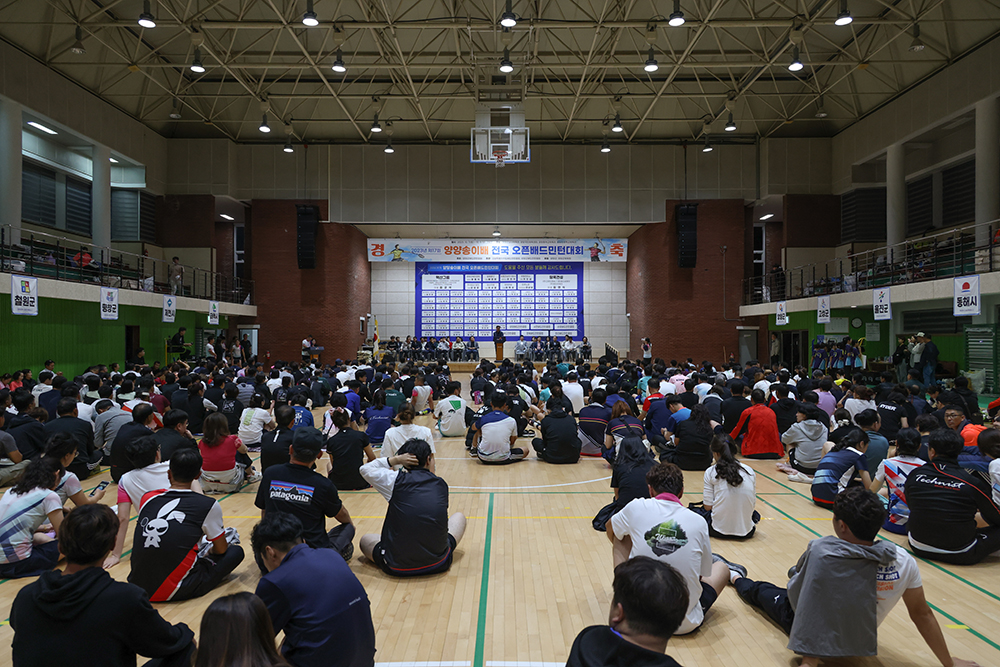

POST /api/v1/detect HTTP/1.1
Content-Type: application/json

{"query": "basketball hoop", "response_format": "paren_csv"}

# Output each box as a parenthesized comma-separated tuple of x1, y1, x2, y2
(493, 149, 507, 169)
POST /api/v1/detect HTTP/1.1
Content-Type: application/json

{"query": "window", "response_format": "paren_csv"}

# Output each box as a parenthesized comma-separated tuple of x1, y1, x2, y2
(111, 189, 138, 240)
(902, 309, 972, 335)
(21, 161, 57, 227)
(752, 223, 765, 277)
(234, 224, 245, 279)
(906, 175, 933, 236)
(840, 188, 887, 243)
(139, 192, 157, 243)
(942, 159, 975, 227)
(65, 176, 93, 236)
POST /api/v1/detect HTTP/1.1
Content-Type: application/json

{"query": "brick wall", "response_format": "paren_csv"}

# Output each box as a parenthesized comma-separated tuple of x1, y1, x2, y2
(627, 199, 748, 365)
(249, 200, 371, 362)
(157, 194, 215, 247)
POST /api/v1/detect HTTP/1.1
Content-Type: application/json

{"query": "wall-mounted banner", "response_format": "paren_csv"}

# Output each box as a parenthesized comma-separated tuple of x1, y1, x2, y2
(162, 295, 176, 323)
(367, 238, 627, 262)
(953, 275, 981, 316)
(10, 275, 38, 316)
(817, 296, 831, 324)
(776, 301, 788, 326)
(100, 287, 119, 320)
(873, 287, 892, 321)
(208, 301, 220, 325)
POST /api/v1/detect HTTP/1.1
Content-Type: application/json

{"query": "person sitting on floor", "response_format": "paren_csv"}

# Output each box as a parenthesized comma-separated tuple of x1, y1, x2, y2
(42, 434, 107, 508)
(197, 412, 260, 493)
(532, 397, 582, 464)
(381, 402, 435, 462)
(778, 403, 829, 484)
(660, 404, 715, 470)
(252, 512, 376, 667)
(869, 427, 925, 535)
(0, 457, 65, 579)
(471, 392, 526, 464)
(578, 388, 612, 456)
(729, 389, 783, 459)
(326, 408, 377, 491)
(128, 449, 245, 602)
(359, 438, 466, 577)
(729, 486, 979, 667)
(10, 504, 195, 667)
(193, 593, 286, 667)
(608, 461, 742, 636)
(698, 434, 759, 539)
(433, 381, 468, 437)
(810, 428, 872, 510)
(565, 557, 690, 667)
(905, 427, 1000, 565)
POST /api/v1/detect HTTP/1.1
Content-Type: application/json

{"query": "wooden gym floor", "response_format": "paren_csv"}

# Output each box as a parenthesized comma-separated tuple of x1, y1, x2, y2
(0, 375, 998, 667)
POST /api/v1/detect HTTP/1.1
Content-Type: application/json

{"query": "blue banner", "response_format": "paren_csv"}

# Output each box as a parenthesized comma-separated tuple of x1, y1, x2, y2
(415, 262, 584, 340)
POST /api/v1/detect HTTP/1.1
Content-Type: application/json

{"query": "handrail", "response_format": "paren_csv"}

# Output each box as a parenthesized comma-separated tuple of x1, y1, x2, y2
(0, 223, 253, 305)
(742, 219, 1000, 306)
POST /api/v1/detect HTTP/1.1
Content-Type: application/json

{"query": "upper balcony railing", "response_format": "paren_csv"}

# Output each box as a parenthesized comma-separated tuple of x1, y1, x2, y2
(0, 224, 253, 305)
(743, 219, 1000, 307)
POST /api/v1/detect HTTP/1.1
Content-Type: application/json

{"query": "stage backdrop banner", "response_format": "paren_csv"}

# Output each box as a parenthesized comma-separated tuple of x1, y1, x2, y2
(416, 262, 584, 340)
(368, 238, 627, 262)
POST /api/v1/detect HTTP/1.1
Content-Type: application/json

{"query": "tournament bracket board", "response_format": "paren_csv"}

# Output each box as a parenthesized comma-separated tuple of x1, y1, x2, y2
(415, 262, 583, 340)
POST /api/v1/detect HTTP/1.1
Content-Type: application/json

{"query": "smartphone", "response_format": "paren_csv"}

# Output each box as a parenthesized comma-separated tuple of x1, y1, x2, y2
(90, 480, 110, 496)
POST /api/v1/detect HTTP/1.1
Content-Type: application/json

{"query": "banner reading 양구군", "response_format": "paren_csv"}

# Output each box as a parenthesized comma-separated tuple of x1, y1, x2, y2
(367, 238, 628, 262)
(99, 287, 119, 320)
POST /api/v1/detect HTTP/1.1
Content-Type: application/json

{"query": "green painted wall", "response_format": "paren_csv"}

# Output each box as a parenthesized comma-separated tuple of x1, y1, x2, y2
(769, 308, 965, 369)
(0, 294, 229, 375)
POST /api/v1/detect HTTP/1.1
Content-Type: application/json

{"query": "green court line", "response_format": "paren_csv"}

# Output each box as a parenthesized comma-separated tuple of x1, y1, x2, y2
(755, 468, 1000, 605)
(473, 493, 495, 667)
(757, 495, 1000, 654)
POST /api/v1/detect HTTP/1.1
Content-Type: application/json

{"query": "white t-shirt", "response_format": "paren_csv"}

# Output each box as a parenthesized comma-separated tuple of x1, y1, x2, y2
(411, 385, 433, 412)
(434, 396, 468, 437)
(753, 379, 771, 399)
(989, 458, 1000, 506)
(381, 423, 435, 461)
(702, 462, 757, 537)
(266, 378, 282, 392)
(206, 343, 216, 358)
(561, 381, 586, 414)
(876, 544, 923, 626)
(610, 497, 713, 635)
(75, 401, 95, 426)
(845, 398, 877, 424)
(0, 487, 63, 563)
(118, 462, 170, 509)
(238, 407, 272, 444)
(54, 471, 83, 504)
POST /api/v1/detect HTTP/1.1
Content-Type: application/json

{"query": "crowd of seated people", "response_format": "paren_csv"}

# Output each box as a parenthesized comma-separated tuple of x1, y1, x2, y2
(0, 341, 994, 667)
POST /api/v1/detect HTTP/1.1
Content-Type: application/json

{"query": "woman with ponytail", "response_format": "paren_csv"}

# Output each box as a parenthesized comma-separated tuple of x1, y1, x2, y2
(699, 434, 759, 539)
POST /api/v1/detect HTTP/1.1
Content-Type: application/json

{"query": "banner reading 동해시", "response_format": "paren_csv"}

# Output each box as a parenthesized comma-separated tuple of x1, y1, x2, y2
(367, 238, 627, 262)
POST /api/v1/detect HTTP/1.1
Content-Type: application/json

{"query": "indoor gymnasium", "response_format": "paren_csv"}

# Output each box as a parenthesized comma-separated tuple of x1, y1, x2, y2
(1, 2, 1000, 667)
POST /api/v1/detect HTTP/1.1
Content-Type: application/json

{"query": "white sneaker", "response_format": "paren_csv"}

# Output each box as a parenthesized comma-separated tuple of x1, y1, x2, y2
(787, 471, 813, 484)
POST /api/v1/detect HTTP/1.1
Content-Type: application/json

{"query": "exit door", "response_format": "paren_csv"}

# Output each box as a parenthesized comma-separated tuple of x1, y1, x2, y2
(738, 329, 757, 365)
(125, 326, 140, 363)
(780, 330, 809, 369)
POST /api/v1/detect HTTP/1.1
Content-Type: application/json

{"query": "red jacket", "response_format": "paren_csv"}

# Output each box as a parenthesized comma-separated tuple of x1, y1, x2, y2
(730, 403, 783, 457)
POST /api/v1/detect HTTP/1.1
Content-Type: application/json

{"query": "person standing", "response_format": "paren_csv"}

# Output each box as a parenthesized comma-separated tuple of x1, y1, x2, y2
(493, 326, 506, 361)
(921, 333, 940, 389)
(641, 338, 653, 363)
(168, 256, 184, 295)
(770, 332, 780, 367)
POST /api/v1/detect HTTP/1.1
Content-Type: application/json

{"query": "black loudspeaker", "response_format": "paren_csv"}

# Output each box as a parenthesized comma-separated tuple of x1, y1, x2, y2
(676, 203, 698, 268)
(296, 204, 319, 269)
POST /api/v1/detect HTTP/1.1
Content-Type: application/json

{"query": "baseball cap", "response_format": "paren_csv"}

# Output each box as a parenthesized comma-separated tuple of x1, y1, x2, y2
(916, 331, 926, 338)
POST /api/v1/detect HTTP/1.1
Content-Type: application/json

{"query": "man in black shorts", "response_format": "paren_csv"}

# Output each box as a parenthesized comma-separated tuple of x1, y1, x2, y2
(358, 439, 465, 576)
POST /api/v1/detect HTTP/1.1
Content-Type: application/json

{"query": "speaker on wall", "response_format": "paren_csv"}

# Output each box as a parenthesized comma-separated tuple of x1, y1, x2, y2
(295, 204, 319, 269)
(676, 203, 698, 268)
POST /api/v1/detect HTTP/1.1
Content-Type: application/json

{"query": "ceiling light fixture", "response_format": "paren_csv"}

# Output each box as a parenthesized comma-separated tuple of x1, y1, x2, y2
(302, 0, 319, 26)
(725, 112, 736, 131)
(109, 157, 119, 164)
(220, 214, 235, 221)
(70, 26, 86, 55)
(815, 96, 828, 118)
(259, 113, 271, 133)
(702, 135, 713, 152)
(668, 0, 685, 27)
(835, 0, 853, 26)
(137, 0, 156, 28)
(283, 142, 294, 153)
(788, 45, 804, 72)
(611, 113, 623, 132)
(370, 113, 382, 132)
(760, 213, 774, 220)
(909, 23, 925, 52)
(384, 138, 395, 154)
(499, 48, 514, 73)
(643, 47, 658, 72)
(190, 47, 205, 73)
(331, 49, 347, 73)
(169, 99, 182, 120)
(492, 226, 502, 237)
(500, 0, 517, 28)
(601, 141, 611, 153)
(27, 121, 57, 135)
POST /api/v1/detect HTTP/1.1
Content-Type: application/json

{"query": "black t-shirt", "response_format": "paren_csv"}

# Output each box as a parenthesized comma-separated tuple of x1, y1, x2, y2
(876, 402, 906, 441)
(260, 428, 294, 471)
(678, 392, 699, 409)
(128, 489, 220, 601)
(327, 429, 371, 491)
(255, 463, 343, 549)
(220, 398, 245, 435)
(566, 626, 683, 667)
(720, 397, 751, 433)
(671, 420, 714, 470)
(611, 459, 654, 506)
(153, 428, 198, 461)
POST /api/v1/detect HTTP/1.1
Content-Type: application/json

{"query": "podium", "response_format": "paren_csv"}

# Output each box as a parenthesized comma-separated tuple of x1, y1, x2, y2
(307, 346, 324, 364)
